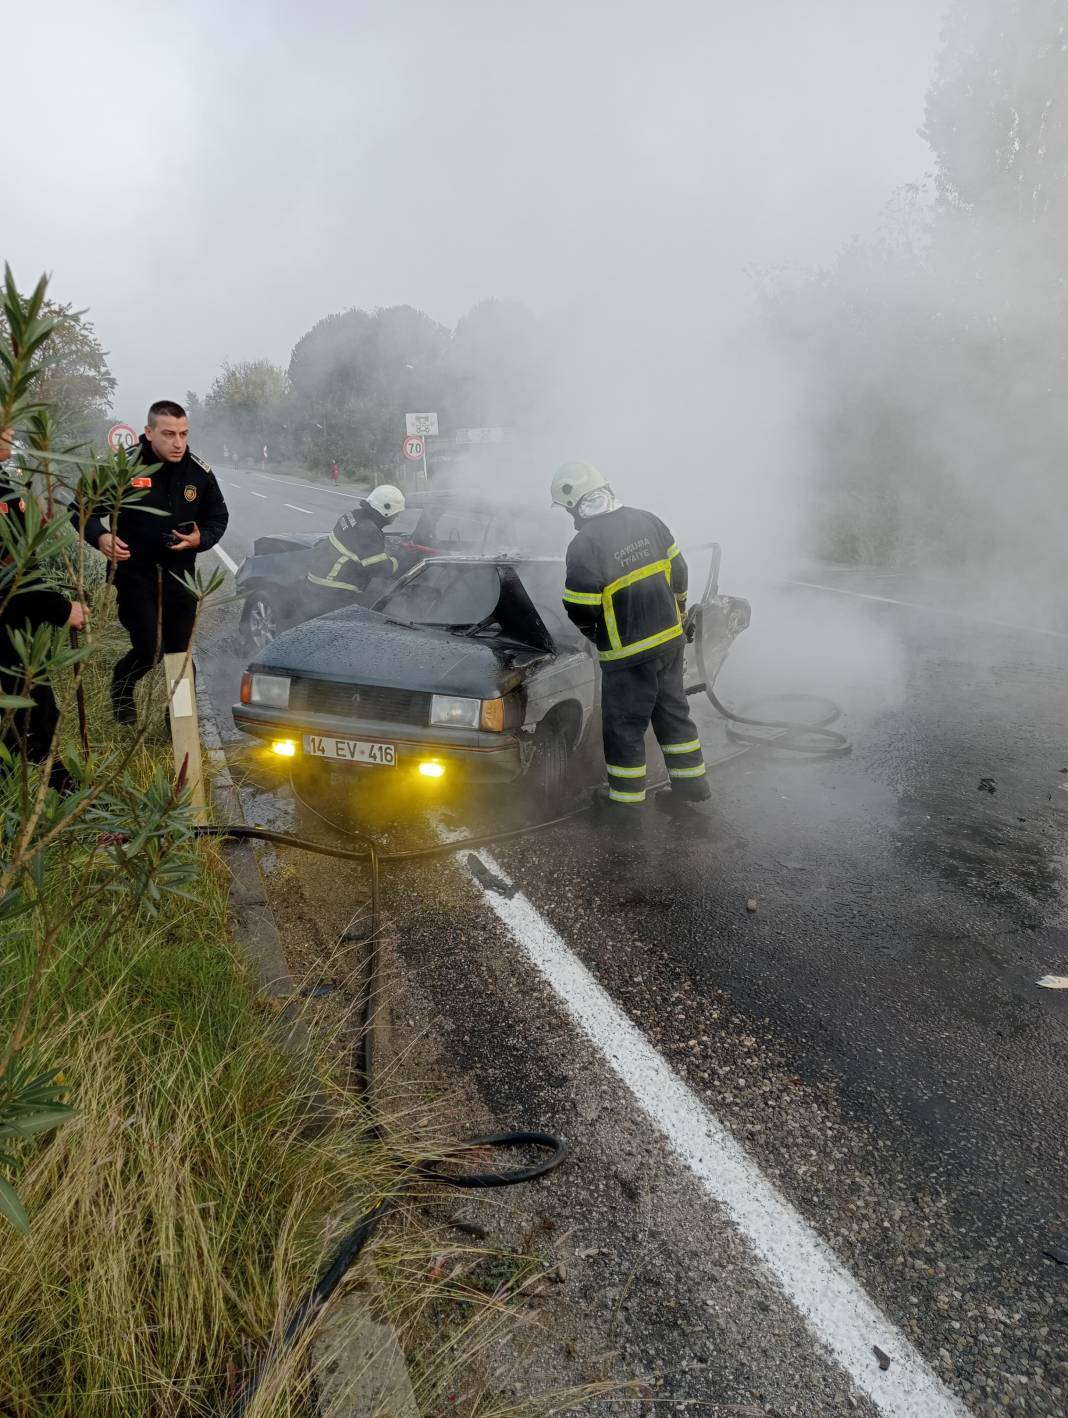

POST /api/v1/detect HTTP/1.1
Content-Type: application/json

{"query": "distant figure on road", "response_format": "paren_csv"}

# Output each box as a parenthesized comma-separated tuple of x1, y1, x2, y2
(1, 425, 89, 794)
(74, 399, 229, 726)
(261, 444, 268, 470)
(330, 459, 340, 485)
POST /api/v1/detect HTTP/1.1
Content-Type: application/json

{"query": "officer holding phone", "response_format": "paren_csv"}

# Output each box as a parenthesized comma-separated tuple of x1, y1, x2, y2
(75, 399, 229, 724)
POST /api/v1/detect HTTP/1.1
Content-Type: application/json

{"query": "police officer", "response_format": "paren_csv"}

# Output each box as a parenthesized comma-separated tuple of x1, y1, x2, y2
(76, 400, 229, 724)
(553, 460, 709, 814)
(305, 483, 405, 614)
(1, 426, 88, 793)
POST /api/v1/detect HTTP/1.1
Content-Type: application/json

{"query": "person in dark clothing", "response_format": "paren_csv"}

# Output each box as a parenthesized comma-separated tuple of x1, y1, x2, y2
(74, 400, 229, 724)
(1, 428, 88, 793)
(553, 459, 709, 815)
(305, 483, 405, 616)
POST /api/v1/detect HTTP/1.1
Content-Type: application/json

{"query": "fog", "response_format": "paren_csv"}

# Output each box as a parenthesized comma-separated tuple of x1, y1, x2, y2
(10, 2, 937, 484)
(8, 0, 953, 719)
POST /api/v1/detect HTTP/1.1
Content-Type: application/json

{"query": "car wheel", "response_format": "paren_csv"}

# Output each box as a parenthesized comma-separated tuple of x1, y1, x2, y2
(530, 719, 571, 814)
(242, 593, 278, 651)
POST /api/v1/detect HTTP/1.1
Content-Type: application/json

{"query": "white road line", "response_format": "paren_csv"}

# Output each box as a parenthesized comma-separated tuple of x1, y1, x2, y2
(247, 489, 267, 498)
(788, 579, 1068, 641)
(284, 502, 313, 515)
(459, 848, 971, 1418)
(254, 469, 359, 500)
(224, 479, 267, 498)
(212, 543, 239, 574)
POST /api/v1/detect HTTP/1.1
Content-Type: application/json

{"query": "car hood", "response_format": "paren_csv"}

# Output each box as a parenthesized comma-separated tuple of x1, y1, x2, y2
(251, 608, 546, 697)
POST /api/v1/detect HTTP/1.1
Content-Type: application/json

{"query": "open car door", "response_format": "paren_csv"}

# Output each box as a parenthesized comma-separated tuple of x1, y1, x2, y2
(690, 542, 751, 689)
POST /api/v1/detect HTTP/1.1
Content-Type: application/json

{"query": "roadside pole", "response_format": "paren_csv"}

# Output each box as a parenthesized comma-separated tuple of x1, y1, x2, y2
(164, 652, 207, 824)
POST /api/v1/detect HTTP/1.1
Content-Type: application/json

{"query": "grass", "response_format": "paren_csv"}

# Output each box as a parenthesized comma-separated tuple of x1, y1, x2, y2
(0, 585, 625, 1418)
(0, 594, 399, 1416)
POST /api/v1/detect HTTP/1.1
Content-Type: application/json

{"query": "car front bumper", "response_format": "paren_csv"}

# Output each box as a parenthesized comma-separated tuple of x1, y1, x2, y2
(231, 703, 525, 784)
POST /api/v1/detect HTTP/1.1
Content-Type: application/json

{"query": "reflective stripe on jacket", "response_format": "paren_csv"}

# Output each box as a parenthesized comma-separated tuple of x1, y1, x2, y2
(562, 505, 687, 668)
(306, 510, 399, 596)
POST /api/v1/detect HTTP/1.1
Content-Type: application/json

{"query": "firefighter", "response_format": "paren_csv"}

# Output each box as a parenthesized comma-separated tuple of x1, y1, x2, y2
(1, 428, 88, 793)
(553, 460, 709, 814)
(305, 483, 405, 614)
(74, 400, 229, 725)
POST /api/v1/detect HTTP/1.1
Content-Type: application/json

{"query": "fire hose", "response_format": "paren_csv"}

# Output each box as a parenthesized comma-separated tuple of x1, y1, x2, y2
(197, 601, 849, 1410)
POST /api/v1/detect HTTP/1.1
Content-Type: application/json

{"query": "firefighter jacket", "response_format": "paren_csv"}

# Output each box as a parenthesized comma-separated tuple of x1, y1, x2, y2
(77, 436, 229, 579)
(306, 505, 400, 598)
(562, 506, 687, 670)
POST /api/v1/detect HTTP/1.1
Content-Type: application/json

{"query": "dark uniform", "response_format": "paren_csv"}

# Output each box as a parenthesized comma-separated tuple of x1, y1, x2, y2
(305, 503, 400, 614)
(0, 483, 75, 791)
(562, 505, 707, 805)
(78, 435, 228, 712)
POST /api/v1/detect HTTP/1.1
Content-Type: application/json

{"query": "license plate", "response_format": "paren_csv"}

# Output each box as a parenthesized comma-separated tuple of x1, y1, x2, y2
(302, 735, 396, 766)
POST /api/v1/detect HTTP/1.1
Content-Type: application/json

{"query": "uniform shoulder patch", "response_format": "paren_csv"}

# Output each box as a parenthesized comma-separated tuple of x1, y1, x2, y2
(190, 451, 213, 474)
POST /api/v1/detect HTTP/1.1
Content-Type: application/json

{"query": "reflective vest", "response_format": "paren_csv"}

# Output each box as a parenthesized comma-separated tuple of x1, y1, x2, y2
(562, 506, 687, 669)
(306, 511, 399, 596)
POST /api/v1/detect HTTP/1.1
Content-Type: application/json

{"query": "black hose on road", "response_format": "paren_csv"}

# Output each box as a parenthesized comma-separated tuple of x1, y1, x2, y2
(211, 804, 571, 1417)
(210, 626, 850, 1411)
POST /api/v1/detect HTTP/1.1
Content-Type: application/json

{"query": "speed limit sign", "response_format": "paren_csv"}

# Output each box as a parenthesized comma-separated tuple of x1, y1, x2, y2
(107, 423, 138, 451)
(403, 436, 424, 461)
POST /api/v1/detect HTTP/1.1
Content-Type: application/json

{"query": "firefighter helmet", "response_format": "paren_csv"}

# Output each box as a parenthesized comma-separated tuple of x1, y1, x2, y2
(364, 484, 406, 519)
(551, 461, 609, 510)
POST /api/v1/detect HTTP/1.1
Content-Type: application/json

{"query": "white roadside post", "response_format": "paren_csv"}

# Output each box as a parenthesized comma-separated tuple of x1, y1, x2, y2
(164, 652, 207, 824)
(405, 412, 438, 481)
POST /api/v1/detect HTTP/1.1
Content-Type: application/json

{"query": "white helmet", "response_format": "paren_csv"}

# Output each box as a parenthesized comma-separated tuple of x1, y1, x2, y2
(550, 460, 609, 510)
(365, 483, 406, 519)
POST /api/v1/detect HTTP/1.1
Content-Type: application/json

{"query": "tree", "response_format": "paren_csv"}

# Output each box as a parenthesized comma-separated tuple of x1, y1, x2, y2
(288, 305, 449, 472)
(760, 2, 1068, 570)
(202, 360, 290, 458)
(0, 299, 115, 444)
(922, 1, 1068, 225)
(444, 299, 554, 433)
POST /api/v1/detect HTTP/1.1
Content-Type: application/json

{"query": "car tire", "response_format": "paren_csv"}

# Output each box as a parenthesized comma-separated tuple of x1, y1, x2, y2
(530, 719, 571, 814)
(241, 593, 278, 652)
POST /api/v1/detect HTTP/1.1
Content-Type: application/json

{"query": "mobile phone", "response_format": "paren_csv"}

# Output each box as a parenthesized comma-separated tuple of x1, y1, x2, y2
(165, 520, 197, 547)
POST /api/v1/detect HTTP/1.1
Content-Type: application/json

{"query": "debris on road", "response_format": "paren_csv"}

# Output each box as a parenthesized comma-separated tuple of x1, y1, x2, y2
(1042, 1246, 1068, 1266)
(978, 777, 997, 794)
(1036, 975, 1068, 989)
(467, 853, 518, 898)
(746, 898, 759, 913)
(873, 1345, 892, 1371)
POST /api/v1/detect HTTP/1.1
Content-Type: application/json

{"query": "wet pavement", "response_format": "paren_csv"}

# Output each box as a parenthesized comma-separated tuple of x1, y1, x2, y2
(200, 535, 1068, 1415)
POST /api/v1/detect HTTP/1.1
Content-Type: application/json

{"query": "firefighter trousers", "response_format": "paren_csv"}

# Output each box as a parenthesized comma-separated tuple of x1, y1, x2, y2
(600, 641, 706, 803)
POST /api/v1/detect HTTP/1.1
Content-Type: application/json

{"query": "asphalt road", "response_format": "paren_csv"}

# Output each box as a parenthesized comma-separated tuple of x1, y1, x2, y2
(200, 485, 1068, 1416)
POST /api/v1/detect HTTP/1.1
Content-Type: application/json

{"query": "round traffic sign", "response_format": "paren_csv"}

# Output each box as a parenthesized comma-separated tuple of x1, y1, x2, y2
(403, 435, 425, 461)
(107, 423, 138, 452)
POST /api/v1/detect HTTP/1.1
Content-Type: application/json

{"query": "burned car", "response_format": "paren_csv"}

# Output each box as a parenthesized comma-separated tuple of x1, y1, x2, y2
(231, 547, 751, 807)
(235, 490, 566, 651)
(234, 557, 598, 804)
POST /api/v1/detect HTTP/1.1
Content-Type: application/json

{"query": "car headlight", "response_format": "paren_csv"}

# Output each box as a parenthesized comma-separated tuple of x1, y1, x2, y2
(429, 694, 480, 728)
(243, 672, 291, 708)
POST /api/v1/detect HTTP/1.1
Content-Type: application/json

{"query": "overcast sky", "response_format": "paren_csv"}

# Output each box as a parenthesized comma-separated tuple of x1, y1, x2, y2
(8, 0, 944, 421)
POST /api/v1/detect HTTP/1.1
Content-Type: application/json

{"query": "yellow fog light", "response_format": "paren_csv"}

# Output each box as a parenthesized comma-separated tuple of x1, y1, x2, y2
(271, 738, 297, 758)
(418, 760, 446, 779)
